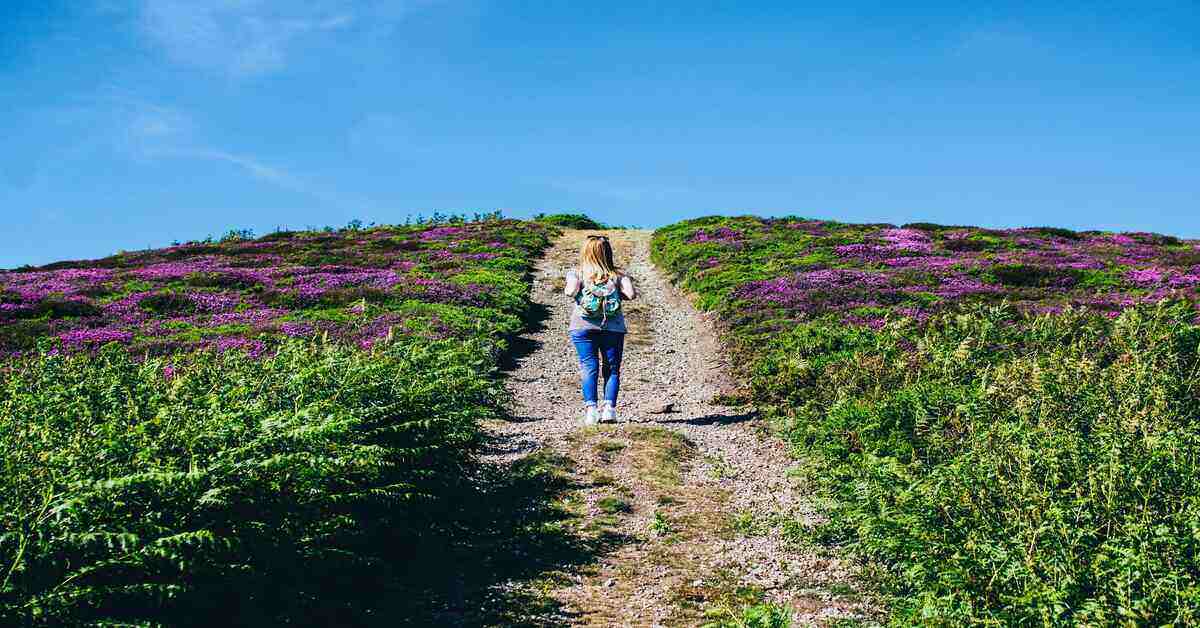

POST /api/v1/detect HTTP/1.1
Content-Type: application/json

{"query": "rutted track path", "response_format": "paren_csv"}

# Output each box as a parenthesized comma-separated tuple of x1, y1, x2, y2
(483, 230, 872, 626)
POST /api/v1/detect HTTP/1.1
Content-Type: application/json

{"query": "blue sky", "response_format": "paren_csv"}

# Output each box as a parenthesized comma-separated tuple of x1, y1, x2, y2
(2, 1, 1197, 268)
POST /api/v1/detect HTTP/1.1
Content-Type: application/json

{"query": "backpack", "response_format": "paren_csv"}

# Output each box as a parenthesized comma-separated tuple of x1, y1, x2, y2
(575, 273, 622, 323)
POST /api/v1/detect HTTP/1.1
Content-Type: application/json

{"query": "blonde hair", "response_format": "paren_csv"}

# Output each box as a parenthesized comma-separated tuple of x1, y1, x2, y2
(579, 235, 619, 284)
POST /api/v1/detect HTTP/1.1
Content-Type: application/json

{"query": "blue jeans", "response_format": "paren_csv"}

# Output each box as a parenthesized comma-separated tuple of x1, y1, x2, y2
(569, 329, 626, 406)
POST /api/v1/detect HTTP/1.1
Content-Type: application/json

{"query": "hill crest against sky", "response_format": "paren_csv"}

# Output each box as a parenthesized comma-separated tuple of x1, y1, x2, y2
(3, 2, 1198, 268)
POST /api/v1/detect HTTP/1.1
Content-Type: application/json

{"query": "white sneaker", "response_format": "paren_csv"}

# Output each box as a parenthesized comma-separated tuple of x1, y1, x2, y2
(600, 402, 617, 423)
(582, 405, 599, 426)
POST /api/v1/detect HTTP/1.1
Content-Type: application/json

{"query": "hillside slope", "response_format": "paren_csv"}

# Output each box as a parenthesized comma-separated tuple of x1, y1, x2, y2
(0, 219, 552, 356)
(0, 218, 557, 625)
(653, 215, 1200, 625)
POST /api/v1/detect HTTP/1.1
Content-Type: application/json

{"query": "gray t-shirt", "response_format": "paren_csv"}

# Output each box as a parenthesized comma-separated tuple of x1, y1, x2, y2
(567, 270, 628, 333)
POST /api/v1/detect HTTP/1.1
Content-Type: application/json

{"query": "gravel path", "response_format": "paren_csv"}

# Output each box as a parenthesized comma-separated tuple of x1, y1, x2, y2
(486, 230, 872, 626)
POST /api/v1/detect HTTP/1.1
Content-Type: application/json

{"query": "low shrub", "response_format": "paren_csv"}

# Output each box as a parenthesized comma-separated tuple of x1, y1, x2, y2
(34, 299, 104, 319)
(653, 215, 1200, 624)
(138, 292, 197, 315)
(0, 337, 503, 625)
(534, 213, 608, 230)
(752, 303, 1200, 624)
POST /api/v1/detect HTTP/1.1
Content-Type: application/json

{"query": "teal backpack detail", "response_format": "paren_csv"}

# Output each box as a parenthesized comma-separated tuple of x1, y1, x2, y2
(576, 274, 622, 323)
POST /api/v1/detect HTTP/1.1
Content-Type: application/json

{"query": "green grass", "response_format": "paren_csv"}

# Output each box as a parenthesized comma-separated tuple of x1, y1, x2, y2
(729, 511, 762, 537)
(629, 426, 693, 488)
(594, 439, 627, 454)
(651, 510, 675, 537)
(591, 472, 616, 486)
(702, 586, 793, 628)
(597, 496, 632, 515)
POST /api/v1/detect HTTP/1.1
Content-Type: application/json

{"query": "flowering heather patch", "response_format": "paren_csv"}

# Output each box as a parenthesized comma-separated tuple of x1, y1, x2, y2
(654, 216, 1200, 625)
(653, 215, 1200, 331)
(687, 226, 744, 246)
(0, 218, 553, 355)
(0, 215, 576, 625)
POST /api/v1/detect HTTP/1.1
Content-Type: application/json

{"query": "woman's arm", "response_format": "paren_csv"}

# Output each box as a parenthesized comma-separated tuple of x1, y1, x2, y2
(564, 270, 581, 297)
(619, 275, 637, 300)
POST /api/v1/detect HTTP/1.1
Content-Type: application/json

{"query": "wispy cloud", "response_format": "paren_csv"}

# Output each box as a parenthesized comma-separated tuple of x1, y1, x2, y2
(84, 91, 197, 161)
(104, 92, 367, 208)
(141, 138, 361, 208)
(136, 0, 426, 77)
(120, 101, 192, 147)
(149, 147, 297, 186)
(103, 93, 284, 183)
(139, 1, 354, 76)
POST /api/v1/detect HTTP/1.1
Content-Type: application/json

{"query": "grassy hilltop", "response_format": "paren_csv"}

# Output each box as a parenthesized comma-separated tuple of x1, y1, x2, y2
(6, 210, 1200, 625)
(653, 216, 1200, 625)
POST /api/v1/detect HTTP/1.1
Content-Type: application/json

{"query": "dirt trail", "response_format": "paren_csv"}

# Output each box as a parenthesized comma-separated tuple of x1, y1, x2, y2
(484, 230, 872, 626)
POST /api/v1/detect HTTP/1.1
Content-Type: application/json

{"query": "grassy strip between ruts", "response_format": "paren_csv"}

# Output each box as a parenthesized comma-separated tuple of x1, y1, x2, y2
(653, 215, 1200, 626)
(0, 215, 571, 626)
(556, 425, 793, 628)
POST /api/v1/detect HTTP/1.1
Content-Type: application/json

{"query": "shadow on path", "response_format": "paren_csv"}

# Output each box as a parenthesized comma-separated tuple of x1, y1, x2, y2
(498, 302, 551, 373)
(371, 432, 630, 627)
(650, 410, 759, 427)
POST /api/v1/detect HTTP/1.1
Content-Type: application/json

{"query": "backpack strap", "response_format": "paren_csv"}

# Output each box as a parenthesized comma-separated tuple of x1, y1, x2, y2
(600, 274, 621, 325)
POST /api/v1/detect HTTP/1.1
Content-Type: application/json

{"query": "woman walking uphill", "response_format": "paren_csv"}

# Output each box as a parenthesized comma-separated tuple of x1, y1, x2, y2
(564, 234, 637, 425)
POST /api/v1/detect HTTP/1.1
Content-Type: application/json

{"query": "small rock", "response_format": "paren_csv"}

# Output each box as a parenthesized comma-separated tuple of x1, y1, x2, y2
(647, 402, 675, 414)
(603, 578, 615, 588)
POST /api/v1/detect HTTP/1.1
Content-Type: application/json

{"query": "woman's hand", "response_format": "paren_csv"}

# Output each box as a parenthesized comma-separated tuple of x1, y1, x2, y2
(564, 270, 581, 297)
(619, 275, 637, 300)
